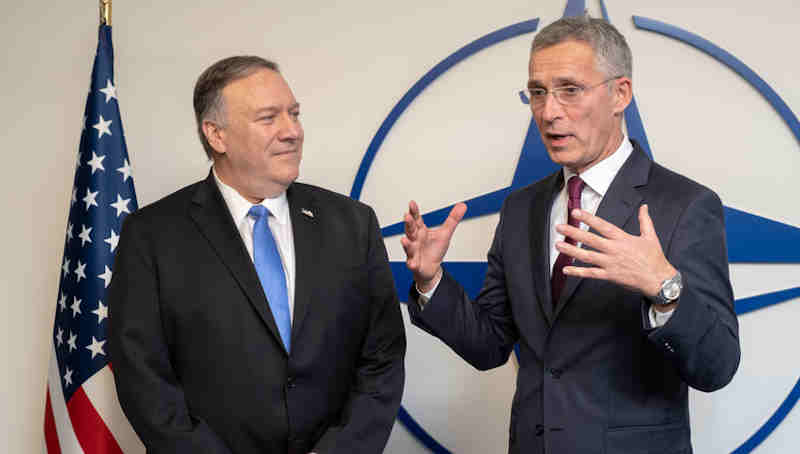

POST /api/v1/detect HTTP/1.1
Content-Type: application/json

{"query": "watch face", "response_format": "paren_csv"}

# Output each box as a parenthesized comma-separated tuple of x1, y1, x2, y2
(663, 281, 681, 300)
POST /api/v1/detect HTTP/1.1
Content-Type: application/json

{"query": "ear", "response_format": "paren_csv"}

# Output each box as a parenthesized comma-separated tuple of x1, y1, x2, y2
(612, 77, 633, 115)
(202, 120, 226, 155)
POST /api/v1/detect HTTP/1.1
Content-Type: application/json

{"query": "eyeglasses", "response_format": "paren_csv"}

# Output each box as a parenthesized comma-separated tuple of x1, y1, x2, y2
(519, 76, 622, 109)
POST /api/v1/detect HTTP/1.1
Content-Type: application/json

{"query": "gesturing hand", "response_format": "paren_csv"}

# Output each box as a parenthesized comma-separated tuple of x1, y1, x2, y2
(555, 204, 677, 299)
(401, 200, 467, 293)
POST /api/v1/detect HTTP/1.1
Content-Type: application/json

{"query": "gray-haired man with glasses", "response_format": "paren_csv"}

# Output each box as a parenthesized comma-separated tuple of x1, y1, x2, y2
(401, 14, 740, 454)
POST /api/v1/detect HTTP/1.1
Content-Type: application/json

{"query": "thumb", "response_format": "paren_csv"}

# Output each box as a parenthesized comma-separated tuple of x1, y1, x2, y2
(639, 204, 656, 238)
(443, 203, 467, 234)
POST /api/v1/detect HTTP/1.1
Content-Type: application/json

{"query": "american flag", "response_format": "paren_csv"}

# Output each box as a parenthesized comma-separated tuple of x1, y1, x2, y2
(44, 25, 144, 454)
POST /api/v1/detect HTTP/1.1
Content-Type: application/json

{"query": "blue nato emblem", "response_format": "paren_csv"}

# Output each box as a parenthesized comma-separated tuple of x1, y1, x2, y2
(350, 1, 800, 452)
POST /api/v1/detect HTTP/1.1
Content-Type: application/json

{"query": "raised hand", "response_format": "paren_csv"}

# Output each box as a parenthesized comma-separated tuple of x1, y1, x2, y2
(555, 204, 677, 299)
(401, 200, 467, 293)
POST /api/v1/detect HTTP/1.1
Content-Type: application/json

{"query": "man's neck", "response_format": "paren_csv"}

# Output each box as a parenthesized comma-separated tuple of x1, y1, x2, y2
(213, 165, 286, 203)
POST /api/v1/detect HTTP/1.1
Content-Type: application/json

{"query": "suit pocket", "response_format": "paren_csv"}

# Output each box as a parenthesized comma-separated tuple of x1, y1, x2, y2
(606, 422, 689, 454)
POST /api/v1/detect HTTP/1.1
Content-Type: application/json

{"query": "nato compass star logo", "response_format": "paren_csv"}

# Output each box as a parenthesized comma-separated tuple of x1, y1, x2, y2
(350, 1, 800, 452)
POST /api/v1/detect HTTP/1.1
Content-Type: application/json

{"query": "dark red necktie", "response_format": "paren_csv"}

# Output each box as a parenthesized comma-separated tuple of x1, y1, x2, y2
(551, 175, 585, 308)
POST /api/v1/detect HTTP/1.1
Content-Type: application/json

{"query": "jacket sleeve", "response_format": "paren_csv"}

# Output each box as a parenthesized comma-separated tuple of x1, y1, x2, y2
(312, 207, 406, 454)
(646, 189, 741, 392)
(108, 212, 233, 454)
(406, 200, 520, 371)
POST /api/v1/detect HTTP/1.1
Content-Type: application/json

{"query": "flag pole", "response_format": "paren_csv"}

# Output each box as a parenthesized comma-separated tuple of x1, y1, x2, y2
(100, 0, 111, 26)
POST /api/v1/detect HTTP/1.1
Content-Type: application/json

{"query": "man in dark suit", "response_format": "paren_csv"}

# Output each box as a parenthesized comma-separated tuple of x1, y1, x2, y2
(108, 56, 405, 454)
(401, 16, 740, 453)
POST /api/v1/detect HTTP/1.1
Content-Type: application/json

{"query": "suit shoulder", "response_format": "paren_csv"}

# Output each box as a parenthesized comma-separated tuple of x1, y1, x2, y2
(123, 179, 204, 228)
(647, 162, 721, 206)
(503, 171, 560, 208)
(292, 181, 374, 216)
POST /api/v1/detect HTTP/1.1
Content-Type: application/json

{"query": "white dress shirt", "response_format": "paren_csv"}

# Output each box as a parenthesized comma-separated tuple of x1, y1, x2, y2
(421, 136, 672, 327)
(213, 168, 296, 321)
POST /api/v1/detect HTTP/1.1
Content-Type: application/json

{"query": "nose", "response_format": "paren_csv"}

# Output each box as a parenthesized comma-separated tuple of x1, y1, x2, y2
(278, 111, 302, 140)
(538, 91, 564, 124)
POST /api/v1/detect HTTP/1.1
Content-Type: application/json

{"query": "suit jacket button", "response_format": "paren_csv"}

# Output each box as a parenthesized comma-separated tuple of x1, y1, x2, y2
(287, 376, 296, 389)
(549, 368, 562, 378)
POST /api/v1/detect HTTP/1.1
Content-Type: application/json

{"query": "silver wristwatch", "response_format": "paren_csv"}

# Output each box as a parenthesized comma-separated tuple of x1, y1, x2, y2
(654, 271, 682, 305)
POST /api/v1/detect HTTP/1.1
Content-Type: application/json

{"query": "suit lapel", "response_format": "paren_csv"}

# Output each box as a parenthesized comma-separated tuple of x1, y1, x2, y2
(553, 142, 651, 319)
(188, 173, 287, 355)
(285, 184, 320, 348)
(530, 172, 563, 325)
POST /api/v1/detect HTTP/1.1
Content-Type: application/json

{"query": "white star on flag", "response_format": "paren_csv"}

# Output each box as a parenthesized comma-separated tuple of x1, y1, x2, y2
(78, 225, 93, 246)
(71, 297, 82, 317)
(92, 115, 112, 139)
(92, 301, 108, 324)
(59, 292, 67, 312)
(71, 187, 77, 206)
(67, 332, 77, 352)
(63, 368, 73, 386)
(62, 258, 70, 278)
(98, 266, 112, 288)
(99, 79, 118, 103)
(85, 336, 107, 359)
(105, 229, 119, 253)
(75, 260, 87, 283)
(66, 223, 74, 242)
(87, 151, 106, 174)
(83, 188, 99, 211)
(110, 194, 131, 217)
(55, 327, 64, 347)
(117, 159, 132, 182)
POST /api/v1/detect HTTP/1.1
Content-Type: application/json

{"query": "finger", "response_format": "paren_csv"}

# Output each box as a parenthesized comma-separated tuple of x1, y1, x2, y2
(638, 204, 657, 238)
(401, 238, 420, 271)
(572, 209, 625, 240)
(562, 265, 609, 281)
(409, 200, 421, 221)
(404, 212, 417, 239)
(443, 203, 467, 232)
(556, 224, 609, 251)
(400, 236, 412, 256)
(555, 241, 608, 267)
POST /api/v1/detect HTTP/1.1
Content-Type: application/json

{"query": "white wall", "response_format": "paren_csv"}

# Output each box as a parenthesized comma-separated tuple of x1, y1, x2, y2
(3, 1, 799, 452)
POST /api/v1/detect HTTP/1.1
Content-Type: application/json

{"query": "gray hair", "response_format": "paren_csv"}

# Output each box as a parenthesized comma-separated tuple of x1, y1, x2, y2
(193, 56, 280, 159)
(531, 15, 632, 80)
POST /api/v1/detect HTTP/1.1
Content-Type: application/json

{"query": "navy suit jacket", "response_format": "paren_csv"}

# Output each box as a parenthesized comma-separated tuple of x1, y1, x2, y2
(109, 174, 405, 454)
(408, 142, 740, 454)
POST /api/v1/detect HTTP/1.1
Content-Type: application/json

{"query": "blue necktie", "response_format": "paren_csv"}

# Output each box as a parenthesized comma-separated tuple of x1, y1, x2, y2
(249, 205, 291, 352)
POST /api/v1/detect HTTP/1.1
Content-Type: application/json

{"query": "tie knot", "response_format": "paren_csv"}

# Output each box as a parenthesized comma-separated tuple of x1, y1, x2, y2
(567, 176, 585, 201)
(248, 204, 270, 220)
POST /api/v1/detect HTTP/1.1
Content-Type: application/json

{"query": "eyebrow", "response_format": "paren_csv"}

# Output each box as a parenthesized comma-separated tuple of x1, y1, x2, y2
(254, 106, 279, 115)
(253, 103, 300, 115)
(528, 77, 582, 89)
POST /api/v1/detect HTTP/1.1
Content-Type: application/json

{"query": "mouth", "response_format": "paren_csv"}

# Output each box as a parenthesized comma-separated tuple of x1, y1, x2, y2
(545, 133, 572, 147)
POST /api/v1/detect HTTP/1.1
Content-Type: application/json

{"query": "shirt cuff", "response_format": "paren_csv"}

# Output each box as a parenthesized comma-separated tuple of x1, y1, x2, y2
(415, 275, 441, 310)
(648, 304, 675, 328)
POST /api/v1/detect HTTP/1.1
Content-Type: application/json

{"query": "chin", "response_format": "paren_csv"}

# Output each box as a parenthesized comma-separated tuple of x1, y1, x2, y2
(279, 168, 300, 186)
(546, 148, 572, 166)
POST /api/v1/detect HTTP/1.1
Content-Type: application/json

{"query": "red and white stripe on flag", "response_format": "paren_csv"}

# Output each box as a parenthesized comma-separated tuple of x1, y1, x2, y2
(44, 344, 144, 453)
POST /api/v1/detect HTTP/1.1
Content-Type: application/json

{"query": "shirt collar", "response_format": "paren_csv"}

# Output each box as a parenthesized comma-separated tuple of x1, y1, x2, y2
(562, 135, 633, 197)
(212, 167, 290, 226)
